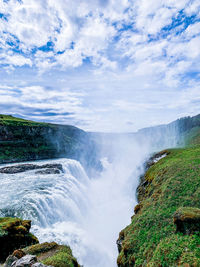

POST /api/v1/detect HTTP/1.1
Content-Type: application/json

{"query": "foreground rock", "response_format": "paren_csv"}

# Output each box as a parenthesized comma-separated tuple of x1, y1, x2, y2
(0, 164, 63, 174)
(4, 254, 52, 267)
(2, 239, 80, 267)
(174, 207, 200, 234)
(0, 218, 38, 263)
(23, 242, 80, 267)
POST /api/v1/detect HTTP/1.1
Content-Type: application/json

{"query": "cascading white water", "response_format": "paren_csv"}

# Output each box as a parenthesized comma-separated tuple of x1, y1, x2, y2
(0, 136, 151, 267)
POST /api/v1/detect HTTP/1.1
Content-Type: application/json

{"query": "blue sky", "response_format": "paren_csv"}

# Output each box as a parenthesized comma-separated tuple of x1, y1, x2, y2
(0, 0, 200, 132)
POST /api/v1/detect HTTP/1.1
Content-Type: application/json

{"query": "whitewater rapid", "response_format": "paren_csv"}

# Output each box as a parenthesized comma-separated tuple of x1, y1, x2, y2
(0, 147, 148, 267)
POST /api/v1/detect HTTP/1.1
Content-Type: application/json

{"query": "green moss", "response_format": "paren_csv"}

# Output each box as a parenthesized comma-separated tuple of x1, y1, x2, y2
(0, 217, 21, 236)
(42, 246, 79, 267)
(174, 207, 200, 221)
(23, 242, 58, 255)
(117, 144, 200, 266)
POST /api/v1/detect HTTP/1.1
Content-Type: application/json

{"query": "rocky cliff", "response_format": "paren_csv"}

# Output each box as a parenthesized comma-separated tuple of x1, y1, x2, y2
(0, 115, 100, 174)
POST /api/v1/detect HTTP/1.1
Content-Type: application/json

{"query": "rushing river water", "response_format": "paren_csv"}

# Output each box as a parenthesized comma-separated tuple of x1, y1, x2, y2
(0, 143, 149, 267)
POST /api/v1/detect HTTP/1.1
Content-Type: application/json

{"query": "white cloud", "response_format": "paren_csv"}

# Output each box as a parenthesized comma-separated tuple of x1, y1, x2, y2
(0, 0, 200, 131)
(4, 54, 32, 67)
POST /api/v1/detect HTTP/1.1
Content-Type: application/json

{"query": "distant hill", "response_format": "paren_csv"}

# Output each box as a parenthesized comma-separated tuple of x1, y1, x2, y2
(0, 113, 199, 171)
(90, 113, 200, 157)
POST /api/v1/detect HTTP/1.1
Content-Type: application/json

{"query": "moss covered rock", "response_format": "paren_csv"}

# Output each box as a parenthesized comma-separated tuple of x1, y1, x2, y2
(174, 207, 200, 234)
(23, 242, 80, 267)
(0, 217, 38, 262)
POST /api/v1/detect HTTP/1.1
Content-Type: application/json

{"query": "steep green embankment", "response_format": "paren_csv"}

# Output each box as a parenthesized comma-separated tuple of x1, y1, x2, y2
(0, 114, 99, 172)
(117, 126, 200, 266)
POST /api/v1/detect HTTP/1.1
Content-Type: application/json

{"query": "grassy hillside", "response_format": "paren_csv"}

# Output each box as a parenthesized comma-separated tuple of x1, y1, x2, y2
(0, 114, 49, 127)
(117, 127, 200, 266)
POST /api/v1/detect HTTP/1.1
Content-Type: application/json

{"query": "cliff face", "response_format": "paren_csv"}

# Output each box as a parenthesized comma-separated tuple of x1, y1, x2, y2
(0, 115, 100, 173)
(117, 125, 200, 266)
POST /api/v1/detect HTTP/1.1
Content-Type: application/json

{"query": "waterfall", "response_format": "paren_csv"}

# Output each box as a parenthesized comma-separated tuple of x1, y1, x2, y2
(0, 142, 149, 267)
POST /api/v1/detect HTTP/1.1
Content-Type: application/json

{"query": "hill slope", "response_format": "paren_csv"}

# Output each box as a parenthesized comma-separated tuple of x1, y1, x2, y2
(117, 119, 200, 266)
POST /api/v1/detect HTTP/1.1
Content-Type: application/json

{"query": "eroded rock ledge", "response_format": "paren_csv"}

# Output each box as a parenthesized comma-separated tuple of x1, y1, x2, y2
(0, 163, 64, 174)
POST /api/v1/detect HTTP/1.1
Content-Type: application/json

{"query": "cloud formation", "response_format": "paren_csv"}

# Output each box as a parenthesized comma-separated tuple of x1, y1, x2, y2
(0, 0, 200, 131)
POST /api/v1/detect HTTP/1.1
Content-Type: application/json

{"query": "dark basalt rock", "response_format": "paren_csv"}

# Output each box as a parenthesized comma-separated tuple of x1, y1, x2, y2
(35, 168, 61, 175)
(0, 163, 63, 174)
(173, 207, 200, 234)
(0, 217, 38, 263)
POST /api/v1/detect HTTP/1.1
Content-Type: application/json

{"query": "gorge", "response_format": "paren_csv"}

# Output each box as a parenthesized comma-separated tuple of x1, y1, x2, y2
(0, 114, 200, 266)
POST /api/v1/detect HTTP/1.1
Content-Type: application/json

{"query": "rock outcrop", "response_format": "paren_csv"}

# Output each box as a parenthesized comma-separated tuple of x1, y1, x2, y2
(23, 242, 80, 267)
(0, 163, 63, 174)
(0, 218, 38, 262)
(4, 254, 52, 267)
(174, 207, 200, 234)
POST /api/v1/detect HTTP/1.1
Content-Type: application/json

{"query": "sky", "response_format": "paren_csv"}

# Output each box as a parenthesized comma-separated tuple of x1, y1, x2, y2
(0, 0, 200, 132)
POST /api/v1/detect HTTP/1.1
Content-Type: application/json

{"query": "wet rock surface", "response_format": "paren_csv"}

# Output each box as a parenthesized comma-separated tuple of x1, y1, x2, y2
(35, 168, 61, 175)
(0, 164, 63, 174)
(4, 254, 52, 267)
(10, 255, 37, 267)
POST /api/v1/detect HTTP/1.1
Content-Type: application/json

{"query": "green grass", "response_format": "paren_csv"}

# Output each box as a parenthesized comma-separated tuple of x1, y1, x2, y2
(0, 217, 21, 236)
(0, 114, 49, 127)
(117, 135, 200, 266)
(42, 246, 79, 267)
(23, 242, 58, 255)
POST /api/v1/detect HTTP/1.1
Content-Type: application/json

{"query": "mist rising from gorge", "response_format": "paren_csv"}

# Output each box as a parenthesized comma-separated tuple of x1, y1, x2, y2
(0, 117, 183, 267)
